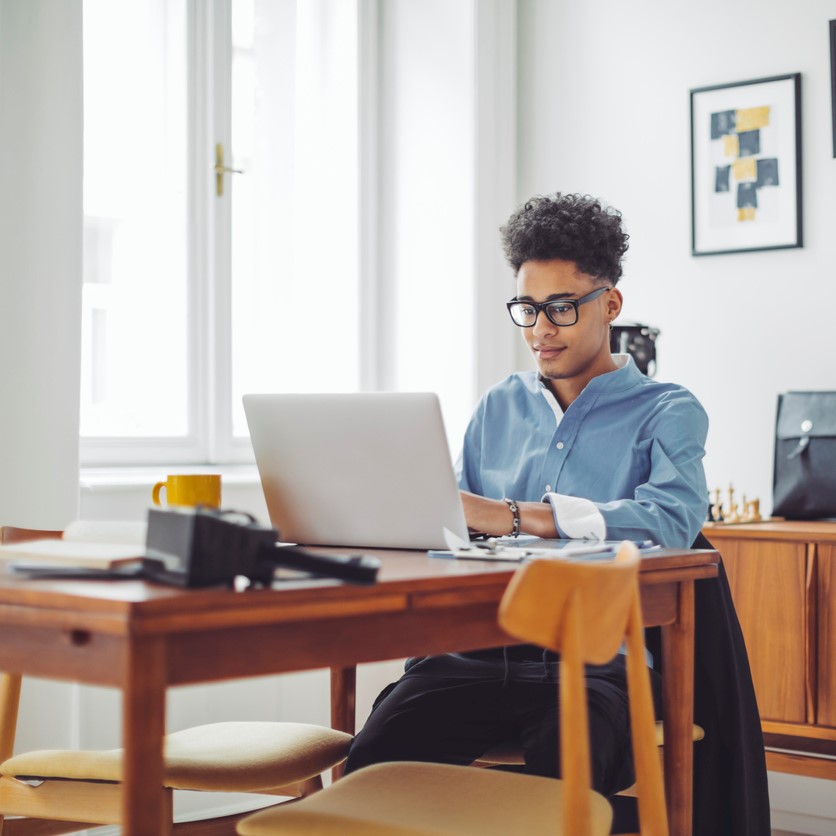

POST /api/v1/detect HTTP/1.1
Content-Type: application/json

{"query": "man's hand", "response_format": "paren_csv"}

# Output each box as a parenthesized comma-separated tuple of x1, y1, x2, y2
(459, 491, 557, 538)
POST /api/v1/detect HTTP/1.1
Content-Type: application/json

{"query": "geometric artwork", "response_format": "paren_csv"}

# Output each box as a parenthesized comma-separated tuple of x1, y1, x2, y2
(690, 74, 802, 255)
(713, 109, 774, 222)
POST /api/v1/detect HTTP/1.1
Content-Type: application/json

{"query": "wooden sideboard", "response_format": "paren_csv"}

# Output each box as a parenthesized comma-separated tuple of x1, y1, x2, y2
(703, 521, 836, 779)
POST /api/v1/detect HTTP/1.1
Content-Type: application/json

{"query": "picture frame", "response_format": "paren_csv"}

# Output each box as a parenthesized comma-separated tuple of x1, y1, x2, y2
(690, 73, 802, 256)
(831, 20, 836, 158)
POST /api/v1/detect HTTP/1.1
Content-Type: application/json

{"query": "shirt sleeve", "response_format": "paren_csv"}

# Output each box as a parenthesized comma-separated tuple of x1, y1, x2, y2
(546, 394, 709, 548)
(608, 394, 708, 547)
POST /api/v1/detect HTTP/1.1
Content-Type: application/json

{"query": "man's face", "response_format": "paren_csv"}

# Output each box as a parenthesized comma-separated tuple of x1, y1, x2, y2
(515, 259, 622, 394)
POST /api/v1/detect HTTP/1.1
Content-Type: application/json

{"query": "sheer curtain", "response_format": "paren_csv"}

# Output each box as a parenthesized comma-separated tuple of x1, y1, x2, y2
(229, 0, 361, 439)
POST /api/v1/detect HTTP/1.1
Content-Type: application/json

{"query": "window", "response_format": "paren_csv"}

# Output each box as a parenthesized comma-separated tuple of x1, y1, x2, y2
(80, 1, 511, 468)
(80, 0, 360, 464)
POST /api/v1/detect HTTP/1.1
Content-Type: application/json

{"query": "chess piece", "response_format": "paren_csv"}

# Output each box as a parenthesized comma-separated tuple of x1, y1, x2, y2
(712, 487, 724, 522)
(723, 483, 740, 523)
(725, 503, 740, 524)
(725, 484, 739, 523)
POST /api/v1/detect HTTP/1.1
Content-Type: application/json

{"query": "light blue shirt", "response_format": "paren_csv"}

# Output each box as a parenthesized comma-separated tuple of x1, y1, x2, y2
(456, 356, 709, 548)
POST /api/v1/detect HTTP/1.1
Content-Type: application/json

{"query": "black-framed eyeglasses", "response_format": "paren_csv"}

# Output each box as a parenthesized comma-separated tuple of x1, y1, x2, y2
(506, 286, 612, 328)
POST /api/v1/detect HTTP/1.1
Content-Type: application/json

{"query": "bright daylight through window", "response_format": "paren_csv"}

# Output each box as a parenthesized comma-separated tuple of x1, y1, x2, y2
(80, 0, 359, 464)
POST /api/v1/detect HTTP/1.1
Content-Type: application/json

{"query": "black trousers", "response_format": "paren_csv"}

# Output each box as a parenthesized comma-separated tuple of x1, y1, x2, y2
(345, 653, 661, 796)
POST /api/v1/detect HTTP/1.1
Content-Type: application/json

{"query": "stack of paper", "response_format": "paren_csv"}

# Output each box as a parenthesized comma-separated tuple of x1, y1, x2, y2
(0, 521, 147, 570)
(430, 528, 623, 562)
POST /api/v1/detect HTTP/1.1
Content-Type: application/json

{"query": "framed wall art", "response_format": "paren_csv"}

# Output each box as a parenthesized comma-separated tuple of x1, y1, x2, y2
(690, 73, 802, 256)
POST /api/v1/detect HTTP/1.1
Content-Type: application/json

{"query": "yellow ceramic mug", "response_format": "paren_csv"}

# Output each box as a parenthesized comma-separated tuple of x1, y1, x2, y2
(151, 474, 222, 509)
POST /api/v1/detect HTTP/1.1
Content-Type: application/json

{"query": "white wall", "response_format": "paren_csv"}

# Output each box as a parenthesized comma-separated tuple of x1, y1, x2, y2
(517, 2, 836, 832)
(516, 0, 836, 515)
(0, 0, 83, 529)
(377, 0, 476, 445)
(0, 0, 85, 768)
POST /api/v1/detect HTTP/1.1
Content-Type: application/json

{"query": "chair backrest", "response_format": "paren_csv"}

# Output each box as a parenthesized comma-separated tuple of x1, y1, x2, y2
(499, 545, 638, 664)
(498, 542, 668, 836)
(0, 526, 63, 544)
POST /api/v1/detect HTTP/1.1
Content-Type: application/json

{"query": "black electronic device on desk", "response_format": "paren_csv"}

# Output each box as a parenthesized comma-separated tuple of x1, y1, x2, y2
(12, 508, 380, 587)
(263, 546, 382, 584)
(142, 507, 380, 587)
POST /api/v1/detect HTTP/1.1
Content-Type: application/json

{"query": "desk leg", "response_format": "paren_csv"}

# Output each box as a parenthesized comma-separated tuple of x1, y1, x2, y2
(661, 579, 695, 836)
(330, 665, 356, 781)
(122, 635, 167, 835)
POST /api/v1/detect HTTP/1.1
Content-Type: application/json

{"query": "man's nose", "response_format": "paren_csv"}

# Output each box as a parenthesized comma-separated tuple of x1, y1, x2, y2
(531, 309, 556, 336)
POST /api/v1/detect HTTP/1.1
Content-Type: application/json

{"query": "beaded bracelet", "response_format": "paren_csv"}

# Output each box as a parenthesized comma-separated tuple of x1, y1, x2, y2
(502, 497, 521, 538)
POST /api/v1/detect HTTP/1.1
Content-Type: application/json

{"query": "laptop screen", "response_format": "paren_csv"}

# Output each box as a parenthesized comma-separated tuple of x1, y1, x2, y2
(243, 392, 469, 550)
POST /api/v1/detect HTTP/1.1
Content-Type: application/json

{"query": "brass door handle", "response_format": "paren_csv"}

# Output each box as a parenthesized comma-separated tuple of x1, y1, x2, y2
(215, 143, 244, 197)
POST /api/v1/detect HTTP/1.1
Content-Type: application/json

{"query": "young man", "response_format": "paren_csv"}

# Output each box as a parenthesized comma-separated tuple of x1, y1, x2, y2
(344, 192, 709, 796)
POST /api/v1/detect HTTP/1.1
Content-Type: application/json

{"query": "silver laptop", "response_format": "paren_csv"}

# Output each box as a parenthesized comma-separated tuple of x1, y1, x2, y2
(243, 392, 470, 550)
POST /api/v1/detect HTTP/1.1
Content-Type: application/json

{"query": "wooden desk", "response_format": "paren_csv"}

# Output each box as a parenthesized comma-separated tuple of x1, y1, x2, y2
(0, 547, 717, 836)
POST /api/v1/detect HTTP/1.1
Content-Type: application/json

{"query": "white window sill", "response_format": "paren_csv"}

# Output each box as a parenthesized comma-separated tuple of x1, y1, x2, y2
(79, 464, 261, 491)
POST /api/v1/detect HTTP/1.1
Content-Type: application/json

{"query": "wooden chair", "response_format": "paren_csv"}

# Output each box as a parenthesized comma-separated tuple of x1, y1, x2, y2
(0, 528, 63, 545)
(0, 526, 352, 836)
(235, 542, 669, 836)
(472, 536, 710, 783)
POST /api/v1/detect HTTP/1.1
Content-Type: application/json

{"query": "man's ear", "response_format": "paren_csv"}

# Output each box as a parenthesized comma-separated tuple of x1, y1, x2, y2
(607, 288, 624, 322)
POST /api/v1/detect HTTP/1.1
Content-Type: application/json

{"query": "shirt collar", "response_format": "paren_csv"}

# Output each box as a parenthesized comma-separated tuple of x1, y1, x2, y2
(533, 353, 642, 399)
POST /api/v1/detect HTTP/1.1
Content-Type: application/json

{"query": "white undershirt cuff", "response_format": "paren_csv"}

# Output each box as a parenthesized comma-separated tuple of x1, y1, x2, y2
(543, 492, 607, 541)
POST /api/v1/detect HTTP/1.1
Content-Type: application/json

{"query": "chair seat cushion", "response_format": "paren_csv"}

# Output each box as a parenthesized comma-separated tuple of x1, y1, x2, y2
(0, 721, 351, 791)
(236, 761, 613, 836)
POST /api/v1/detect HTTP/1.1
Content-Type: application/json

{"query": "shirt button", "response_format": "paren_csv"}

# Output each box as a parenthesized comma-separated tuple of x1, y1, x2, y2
(545, 484, 552, 492)
(556, 442, 565, 450)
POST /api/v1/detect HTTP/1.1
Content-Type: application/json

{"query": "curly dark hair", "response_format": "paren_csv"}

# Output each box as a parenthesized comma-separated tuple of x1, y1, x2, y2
(500, 193, 629, 285)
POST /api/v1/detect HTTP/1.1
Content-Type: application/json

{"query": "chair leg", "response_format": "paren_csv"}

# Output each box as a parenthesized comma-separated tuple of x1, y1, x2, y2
(0, 675, 23, 765)
(330, 664, 356, 782)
